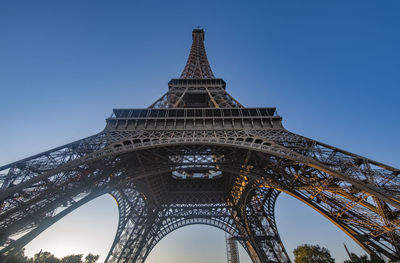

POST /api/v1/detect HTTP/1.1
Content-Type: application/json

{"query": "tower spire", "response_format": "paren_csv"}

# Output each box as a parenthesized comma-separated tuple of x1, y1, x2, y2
(180, 28, 215, 79)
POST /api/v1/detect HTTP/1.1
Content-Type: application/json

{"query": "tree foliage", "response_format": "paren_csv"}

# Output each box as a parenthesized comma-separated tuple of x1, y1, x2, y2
(34, 251, 59, 263)
(5, 250, 99, 263)
(5, 249, 31, 263)
(294, 244, 335, 263)
(60, 254, 83, 263)
(84, 254, 100, 263)
(344, 253, 369, 263)
(343, 252, 385, 263)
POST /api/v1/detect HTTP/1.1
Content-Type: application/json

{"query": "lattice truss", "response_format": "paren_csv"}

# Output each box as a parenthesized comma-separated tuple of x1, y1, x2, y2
(0, 127, 399, 261)
(180, 28, 215, 79)
(226, 232, 240, 263)
(149, 83, 243, 109)
(1, 28, 400, 263)
(105, 182, 289, 263)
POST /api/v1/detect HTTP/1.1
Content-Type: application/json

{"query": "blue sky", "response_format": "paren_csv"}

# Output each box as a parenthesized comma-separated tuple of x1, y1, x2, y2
(0, 1, 399, 262)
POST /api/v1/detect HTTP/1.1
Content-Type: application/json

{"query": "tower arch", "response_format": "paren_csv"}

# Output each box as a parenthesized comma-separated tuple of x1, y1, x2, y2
(0, 28, 399, 262)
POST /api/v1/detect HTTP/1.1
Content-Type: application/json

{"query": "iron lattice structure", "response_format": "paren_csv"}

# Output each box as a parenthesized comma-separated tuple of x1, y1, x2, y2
(1, 29, 400, 263)
(226, 232, 240, 263)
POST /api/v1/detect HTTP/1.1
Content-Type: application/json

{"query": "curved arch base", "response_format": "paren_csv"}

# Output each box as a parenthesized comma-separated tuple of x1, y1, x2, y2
(106, 187, 290, 263)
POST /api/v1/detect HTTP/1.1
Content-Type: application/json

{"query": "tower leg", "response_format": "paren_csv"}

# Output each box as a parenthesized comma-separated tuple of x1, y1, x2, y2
(105, 188, 152, 263)
(241, 188, 290, 263)
(0, 191, 106, 261)
(226, 232, 240, 263)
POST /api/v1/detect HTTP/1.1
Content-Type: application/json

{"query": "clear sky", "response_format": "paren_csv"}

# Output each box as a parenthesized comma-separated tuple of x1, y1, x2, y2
(0, 1, 399, 262)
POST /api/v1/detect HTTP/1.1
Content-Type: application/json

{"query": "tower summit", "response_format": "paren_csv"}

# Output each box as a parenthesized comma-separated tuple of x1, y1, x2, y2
(150, 29, 242, 108)
(0, 29, 399, 263)
(180, 28, 215, 79)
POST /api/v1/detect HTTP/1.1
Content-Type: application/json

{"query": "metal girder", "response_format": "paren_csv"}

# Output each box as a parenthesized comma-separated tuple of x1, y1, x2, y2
(1, 130, 399, 261)
(226, 232, 240, 263)
(104, 183, 288, 263)
(180, 29, 215, 79)
(0, 28, 399, 263)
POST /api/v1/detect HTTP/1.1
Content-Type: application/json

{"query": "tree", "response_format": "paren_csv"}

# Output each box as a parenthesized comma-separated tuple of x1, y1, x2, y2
(83, 254, 99, 263)
(294, 244, 335, 263)
(34, 251, 59, 263)
(5, 248, 31, 263)
(5, 251, 99, 263)
(60, 255, 83, 263)
(343, 253, 385, 263)
(344, 253, 369, 263)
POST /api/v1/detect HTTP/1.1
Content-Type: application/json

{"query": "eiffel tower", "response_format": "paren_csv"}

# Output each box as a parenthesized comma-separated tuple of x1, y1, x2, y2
(1, 29, 399, 263)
